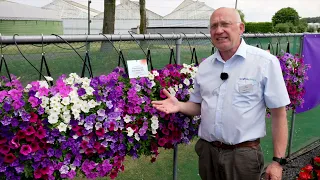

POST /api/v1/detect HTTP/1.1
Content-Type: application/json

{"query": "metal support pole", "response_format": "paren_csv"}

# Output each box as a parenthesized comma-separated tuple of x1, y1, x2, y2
(287, 109, 296, 158)
(173, 145, 178, 180)
(172, 35, 182, 180)
(176, 35, 182, 65)
(235, 0, 238, 9)
(88, 0, 91, 35)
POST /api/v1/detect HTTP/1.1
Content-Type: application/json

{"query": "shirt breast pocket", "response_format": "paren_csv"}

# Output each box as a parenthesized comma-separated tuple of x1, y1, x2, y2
(233, 80, 260, 107)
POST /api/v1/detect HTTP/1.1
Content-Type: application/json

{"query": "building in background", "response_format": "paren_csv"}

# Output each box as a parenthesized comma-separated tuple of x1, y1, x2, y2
(0, 0, 215, 35)
(42, 0, 101, 18)
(0, 0, 63, 36)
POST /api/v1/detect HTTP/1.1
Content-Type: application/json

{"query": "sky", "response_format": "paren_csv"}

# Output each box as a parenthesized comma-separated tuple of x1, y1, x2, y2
(8, 0, 320, 22)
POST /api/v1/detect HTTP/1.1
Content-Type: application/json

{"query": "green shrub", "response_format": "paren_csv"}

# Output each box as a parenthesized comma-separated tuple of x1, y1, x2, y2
(245, 22, 273, 33)
(274, 23, 290, 33)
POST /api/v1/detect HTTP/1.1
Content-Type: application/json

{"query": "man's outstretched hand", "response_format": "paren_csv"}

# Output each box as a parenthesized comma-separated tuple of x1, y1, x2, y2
(151, 89, 180, 114)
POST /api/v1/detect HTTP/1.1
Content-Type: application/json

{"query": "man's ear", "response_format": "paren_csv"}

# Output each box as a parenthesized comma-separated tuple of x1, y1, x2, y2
(239, 23, 245, 34)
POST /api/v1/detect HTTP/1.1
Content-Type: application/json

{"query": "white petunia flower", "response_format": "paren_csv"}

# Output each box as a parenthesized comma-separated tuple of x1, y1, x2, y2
(95, 122, 103, 130)
(151, 81, 156, 88)
(24, 84, 32, 92)
(183, 79, 190, 86)
(39, 81, 49, 88)
(61, 114, 71, 124)
(151, 116, 158, 121)
(148, 73, 155, 80)
(70, 165, 76, 171)
(88, 100, 98, 109)
(65, 77, 74, 85)
(59, 165, 69, 174)
(44, 76, 53, 81)
(152, 71, 159, 76)
(127, 127, 134, 137)
(134, 133, 140, 141)
(151, 121, 159, 130)
(168, 87, 176, 97)
(174, 85, 179, 92)
(85, 87, 94, 96)
(81, 103, 90, 113)
(124, 115, 132, 123)
(57, 122, 68, 132)
(73, 111, 80, 120)
(135, 84, 141, 92)
(48, 113, 59, 124)
(41, 97, 49, 107)
(72, 134, 79, 139)
(152, 129, 157, 134)
(61, 97, 70, 106)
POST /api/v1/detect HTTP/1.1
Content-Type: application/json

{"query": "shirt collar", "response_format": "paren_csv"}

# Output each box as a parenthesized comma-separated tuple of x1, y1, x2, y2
(211, 38, 247, 63)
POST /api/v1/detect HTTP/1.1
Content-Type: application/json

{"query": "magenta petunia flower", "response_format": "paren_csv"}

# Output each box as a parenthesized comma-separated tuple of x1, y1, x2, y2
(31, 142, 40, 152)
(28, 97, 40, 108)
(40, 167, 49, 175)
(10, 136, 20, 149)
(0, 145, 10, 154)
(158, 138, 167, 147)
(20, 144, 32, 156)
(38, 87, 49, 97)
(34, 169, 42, 179)
(25, 126, 36, 136)
(35, 128, 46, 139)
(8, 89, 22, 101)
(16, 130, 26, 139)
(4, 153, 16, 164)
(0, 90, 8, 103)
(96, 128, 105, 137)
(29, 112, 38, 123)
(26, 134, 35, 142)
(0, 136, 7, 144)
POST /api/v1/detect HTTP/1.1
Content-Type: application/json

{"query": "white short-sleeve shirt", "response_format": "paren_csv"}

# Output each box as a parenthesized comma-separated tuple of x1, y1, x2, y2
(189, 40, 290, 144)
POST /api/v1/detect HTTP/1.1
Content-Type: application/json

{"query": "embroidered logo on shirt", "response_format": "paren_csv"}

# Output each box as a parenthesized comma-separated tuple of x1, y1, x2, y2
(239, 84, 253, 93)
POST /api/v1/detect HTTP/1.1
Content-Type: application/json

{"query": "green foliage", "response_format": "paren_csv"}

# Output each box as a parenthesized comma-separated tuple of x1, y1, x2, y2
(237, 9, 246, 23)
(297, 24, 307, 33)
(245, 22, 273, 33)
(272, 7, 300, 26)
(301, 16, 320, 23)
(318, 28, 320, 32)
(274, 23, 290, 33)
(307, 26, 316, 33)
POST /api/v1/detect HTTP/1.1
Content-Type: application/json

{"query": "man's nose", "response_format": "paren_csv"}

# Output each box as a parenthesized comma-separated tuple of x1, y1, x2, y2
(214, 26, 224, 34)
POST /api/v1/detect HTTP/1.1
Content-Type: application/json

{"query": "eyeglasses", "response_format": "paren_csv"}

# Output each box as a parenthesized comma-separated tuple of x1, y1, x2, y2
(210, 21, 240, 30)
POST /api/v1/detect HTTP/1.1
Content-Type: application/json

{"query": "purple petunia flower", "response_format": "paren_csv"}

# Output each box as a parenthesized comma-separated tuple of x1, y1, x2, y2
(3, 101, 12, 112)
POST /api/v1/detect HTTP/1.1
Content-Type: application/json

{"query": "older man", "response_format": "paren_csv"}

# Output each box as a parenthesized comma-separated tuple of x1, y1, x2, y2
(152, 7, 289, 180)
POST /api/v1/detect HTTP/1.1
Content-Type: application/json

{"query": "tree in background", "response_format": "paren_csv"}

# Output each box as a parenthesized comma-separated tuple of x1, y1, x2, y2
(101, 0, 116, 52)
(272, 7, 300, 26)
(102, 0, 116, 34)
(237, 9, 246, 23)
(139, 0, 146, 34)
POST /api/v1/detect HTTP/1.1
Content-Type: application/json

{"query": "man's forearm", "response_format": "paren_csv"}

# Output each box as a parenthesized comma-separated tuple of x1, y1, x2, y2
(271, 108, 288, 158)
(178, 101, 201, 116)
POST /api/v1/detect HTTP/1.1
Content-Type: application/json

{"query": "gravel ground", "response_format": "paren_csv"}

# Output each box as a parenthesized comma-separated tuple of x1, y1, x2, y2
(261, 144, 320, 180)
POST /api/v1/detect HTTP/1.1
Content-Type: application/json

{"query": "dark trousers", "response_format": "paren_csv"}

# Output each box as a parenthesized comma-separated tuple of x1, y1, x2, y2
(195, 139, 264, 180)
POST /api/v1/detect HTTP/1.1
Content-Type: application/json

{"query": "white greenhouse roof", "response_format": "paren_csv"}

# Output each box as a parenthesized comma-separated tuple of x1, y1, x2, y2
(94, 0, 163, 20)
(42, 0, 101, 19)
(164, 0, 214, 19)
(0, 0, 61, 21)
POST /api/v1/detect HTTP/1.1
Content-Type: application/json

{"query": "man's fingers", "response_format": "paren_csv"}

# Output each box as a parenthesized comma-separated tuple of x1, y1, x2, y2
(151, 101, 163, 105)
(265, 172, 270, 180)
(162, 89, 172, 98)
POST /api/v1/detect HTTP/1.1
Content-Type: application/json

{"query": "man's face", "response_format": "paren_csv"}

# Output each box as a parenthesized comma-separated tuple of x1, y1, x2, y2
(210, 10, 244, 52)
